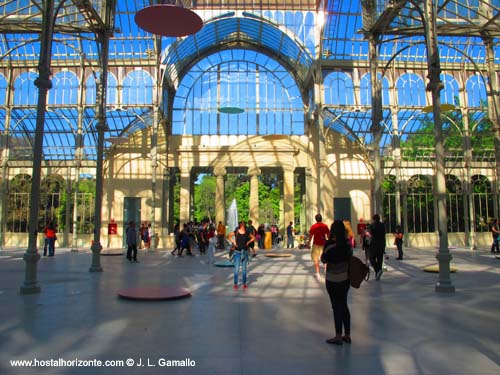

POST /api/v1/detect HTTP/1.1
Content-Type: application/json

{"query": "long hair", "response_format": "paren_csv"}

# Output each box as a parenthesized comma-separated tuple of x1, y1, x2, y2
(329, 220, 347, 243)
(343, 219, 354, 239)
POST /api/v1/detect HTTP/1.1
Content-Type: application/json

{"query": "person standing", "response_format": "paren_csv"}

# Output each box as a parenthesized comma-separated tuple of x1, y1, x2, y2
(172, 222, 181, 255)
(144, 223, 152, 250)
(139, 223, 146, 249)
(490, 219, 500, 253)
(362, 228, 371, 262)
(286, 221, 295, 249)
(43, 220, 50, 256)
(247, 219, 258, 257)
(369, 214, 386, 280)
(207, 224, 217, 264)
(126, 221, 139, 262)
(257, 224, 265, 249)
(227, 221, 255, 290)
(321, 220, 352, 345)
(217, 221, 226, 250)
(393, 225, 404, 260)
(43, 220, 57, 257)
(307, 214, 330, 278)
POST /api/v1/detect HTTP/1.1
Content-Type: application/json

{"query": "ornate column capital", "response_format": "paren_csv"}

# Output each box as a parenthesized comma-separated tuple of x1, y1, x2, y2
(213, 166, 227, 177)
(248, 167, 261, 177)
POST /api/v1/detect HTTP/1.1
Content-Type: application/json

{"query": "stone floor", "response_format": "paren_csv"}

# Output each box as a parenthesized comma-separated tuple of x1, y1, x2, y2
(0, 244, 499, 375)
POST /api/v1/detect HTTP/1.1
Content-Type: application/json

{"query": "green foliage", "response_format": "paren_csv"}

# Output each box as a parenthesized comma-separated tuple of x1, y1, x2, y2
(7, 174, 31, 232)
(191, 172, 283, 225)
(401, 110, 494, 159)
(75, 179, 96, 234)
(194, 175, 216, 222)
(382, 175, 396, 193)
(39, 175, 64, 230)
(233, 182, 250, 222)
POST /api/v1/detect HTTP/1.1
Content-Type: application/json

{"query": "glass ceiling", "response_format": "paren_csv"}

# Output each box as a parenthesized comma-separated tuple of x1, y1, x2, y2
(0, 0, 499, 161)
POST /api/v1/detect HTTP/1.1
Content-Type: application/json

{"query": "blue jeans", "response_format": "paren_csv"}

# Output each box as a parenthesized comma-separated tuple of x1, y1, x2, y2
(233, 250, 249, 285)
(47, 237, 56, 256)
(491, 237, 499, 252)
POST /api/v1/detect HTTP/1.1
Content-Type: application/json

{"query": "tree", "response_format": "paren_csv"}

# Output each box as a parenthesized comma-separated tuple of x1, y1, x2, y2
(401, 110, 493, 159)
(7, 174, 31, 232)
(194, 175, 216, 222)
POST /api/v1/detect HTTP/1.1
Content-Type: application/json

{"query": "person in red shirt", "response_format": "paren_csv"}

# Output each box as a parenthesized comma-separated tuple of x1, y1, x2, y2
(307, 214, 330, 278)
(43, 220, 57, 257)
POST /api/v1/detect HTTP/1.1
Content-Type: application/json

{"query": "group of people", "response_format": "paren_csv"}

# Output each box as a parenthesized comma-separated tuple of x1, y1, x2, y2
(170, 219, 258, 289)
(125, 221, 152, 262)
(126, 212, 406, 345)
(308, 213, 402, 282)
(171, 221, 218, 261)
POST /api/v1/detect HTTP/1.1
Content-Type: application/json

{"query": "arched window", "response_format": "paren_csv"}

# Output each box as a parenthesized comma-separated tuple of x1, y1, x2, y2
(85, 72, 118, 106)
(122, 70, 154, 105)
(324, 71, 355, 105)
(407, 175, 434, 233)
(50, 70, 78, 105)
(359, 73, 390, 106)
(396, 73, 426, 107)
(173, 49, 303, 136)
(446, 175, 464, 232)
(383, 175, 397, 233)
(13, 72, 38, 106)
(8, 174, 31, 232)
(466, 74, 487, 108)
(440, 73, 460, 106)
(472, 175, 493, 232)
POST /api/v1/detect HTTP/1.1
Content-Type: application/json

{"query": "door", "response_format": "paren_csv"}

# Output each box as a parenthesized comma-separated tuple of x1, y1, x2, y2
(334, 197, 351, 222)
(123, 197, 141, 247)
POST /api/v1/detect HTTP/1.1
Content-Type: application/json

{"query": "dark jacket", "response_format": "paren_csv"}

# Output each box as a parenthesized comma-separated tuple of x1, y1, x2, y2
(321, 239, 352, 283)
(369, 221, 386, 250)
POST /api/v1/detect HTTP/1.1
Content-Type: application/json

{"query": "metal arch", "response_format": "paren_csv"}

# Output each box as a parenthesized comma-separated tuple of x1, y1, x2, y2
(176, 55, 304, 113)
(0, 39, 40, 63)
(161, 13, 314, 92)
(114, 107, 150, 138)
(398, 110, 426, 135)
(9, 107, 79, 158)
(322, 107, 367, 147)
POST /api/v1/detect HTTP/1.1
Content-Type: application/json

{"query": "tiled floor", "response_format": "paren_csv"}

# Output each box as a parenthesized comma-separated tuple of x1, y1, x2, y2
(0, 245, 499, 374)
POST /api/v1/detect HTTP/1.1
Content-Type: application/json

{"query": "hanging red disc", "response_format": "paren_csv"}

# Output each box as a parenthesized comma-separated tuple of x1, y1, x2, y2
(135, 5, 203, 37)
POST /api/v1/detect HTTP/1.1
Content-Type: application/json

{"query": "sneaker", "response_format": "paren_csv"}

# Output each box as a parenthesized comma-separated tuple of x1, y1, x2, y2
(243, 284, 248, 289)
(314, 273, 321, 278)
(233, 284, 238, 290)
(375, 269, 383, 280)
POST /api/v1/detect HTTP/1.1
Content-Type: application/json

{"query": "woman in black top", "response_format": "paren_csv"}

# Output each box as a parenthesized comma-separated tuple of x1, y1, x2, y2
(321, 220, 353, 345)
(227, 221, 254, 290)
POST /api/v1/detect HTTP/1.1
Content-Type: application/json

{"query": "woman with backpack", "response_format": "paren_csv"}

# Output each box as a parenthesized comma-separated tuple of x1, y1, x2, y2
(321, 220, 353, 345)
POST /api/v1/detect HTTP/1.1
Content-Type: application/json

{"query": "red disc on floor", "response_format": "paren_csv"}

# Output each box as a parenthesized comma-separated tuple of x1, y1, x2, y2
(118, 286, 191, 301)
(135, 5, 203, 37)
